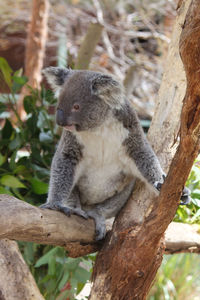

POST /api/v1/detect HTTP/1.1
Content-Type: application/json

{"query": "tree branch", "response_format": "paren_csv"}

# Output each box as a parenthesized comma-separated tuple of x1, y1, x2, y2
(0, 194, 200, 258)
(74, 22, 103, 70)
(0, 194, 99, 257)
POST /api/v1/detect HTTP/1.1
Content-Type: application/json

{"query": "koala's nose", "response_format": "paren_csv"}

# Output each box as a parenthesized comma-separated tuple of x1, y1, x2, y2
(56, 108, 65, 126)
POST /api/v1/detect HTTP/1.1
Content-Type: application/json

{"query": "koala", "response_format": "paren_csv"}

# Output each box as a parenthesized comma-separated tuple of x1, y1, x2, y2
(40, 67, 191, 240)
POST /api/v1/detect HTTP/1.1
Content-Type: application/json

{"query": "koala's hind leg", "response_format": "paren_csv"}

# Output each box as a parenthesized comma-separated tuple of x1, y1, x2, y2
(40, 187, 88, 219)
(84, 180, 135, 241)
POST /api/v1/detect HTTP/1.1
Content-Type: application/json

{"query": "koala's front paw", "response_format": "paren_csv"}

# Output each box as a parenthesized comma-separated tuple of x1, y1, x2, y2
(154, 174, 166, 191)
(40, 203, 88, 219)
(180, 186, 191, 205)
(40, 202, 58, 210)
(58, 206, 88, 219)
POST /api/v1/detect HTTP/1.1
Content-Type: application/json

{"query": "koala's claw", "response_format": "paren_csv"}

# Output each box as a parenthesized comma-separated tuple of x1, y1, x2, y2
(154, 181, 162, 191)
(72, 208, 89, 219)
(39, 203, 57, 210)
(154, 174, 166, 191)
(39, 203, 88, 219)
(180, 186, 191, 205)
(58, 206, 88, 219)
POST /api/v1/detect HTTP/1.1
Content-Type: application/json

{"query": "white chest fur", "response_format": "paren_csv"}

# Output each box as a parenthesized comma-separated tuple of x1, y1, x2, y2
(73, 117, 139, 204)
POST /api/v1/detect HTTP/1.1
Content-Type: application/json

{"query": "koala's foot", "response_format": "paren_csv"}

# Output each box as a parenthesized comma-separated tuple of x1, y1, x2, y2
(87, 210, 106, 241)
(180, 186, 191, 205)
(39, 203, 88, 219)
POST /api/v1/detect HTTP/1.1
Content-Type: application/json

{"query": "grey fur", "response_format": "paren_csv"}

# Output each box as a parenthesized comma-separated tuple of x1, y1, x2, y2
(40, 67, 190, 240)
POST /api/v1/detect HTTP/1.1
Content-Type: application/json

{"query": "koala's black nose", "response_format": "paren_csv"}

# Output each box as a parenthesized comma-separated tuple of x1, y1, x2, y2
(56, 108, 65, 126)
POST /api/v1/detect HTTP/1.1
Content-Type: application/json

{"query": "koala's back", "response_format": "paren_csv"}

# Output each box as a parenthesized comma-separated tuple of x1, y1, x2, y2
(72, 116, 139, 205)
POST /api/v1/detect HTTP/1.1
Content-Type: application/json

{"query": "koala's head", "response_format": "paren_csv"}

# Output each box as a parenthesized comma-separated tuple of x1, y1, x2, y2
(43, 67, 124, 131)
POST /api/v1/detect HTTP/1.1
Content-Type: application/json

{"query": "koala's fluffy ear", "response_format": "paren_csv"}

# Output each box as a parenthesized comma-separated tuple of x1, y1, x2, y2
(91, 75, 125, 108)
(42, 67, 71, 94)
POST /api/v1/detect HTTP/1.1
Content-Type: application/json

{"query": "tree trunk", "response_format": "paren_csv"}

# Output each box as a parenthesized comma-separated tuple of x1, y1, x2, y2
(90, 0, 199, 299)
(17, 0, 49, 119)
(0, 239, 44, 300)
(25, 0, 49, 89)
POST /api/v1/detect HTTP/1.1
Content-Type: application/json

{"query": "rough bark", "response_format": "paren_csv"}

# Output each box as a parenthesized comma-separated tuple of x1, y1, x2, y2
(0, 239, 44, 300)
(90, 1, 200, 299)
(75, 22, 103, 70)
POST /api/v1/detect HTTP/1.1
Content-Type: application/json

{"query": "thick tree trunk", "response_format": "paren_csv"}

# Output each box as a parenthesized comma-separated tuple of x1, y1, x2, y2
(17, 0, 49, 119)
(90, 0, 200, 299)
(0, 239, 44, 300)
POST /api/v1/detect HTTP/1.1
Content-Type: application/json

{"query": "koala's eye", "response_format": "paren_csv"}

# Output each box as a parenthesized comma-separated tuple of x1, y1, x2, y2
(72, 104, 80, 111)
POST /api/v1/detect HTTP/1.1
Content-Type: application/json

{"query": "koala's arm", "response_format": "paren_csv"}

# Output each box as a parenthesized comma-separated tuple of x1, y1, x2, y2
(115, 104, 164, 190)
(40, 132, 88, 218)
(115, 104, 191, 203)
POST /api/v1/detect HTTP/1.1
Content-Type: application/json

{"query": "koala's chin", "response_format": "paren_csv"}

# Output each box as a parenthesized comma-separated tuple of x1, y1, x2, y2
(64, 125, 76, 132)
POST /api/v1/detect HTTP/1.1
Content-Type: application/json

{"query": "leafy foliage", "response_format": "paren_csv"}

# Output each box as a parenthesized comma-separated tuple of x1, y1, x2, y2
(19, 242, 94, 299)
(148, 253, 200, 300)
(0, 60, 58, 203)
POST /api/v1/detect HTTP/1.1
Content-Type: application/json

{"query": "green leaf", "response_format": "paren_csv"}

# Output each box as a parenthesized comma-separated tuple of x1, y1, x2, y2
(0, 153, 6, 166)
(30, 178, 48, 195)
(65, 257, 80, 271)
(24, 242, 35, 265)
(13, 165, 29, 175)
(0, 57, 12, 88)
(0, 186, 13, 195)
(2, 119, 13, 139)
(77, 282, 85, 294)
(0, 175, 26, 188)
(74, 266, 91, 283)
(58, 271, 70, 291)
(35, 247, 58, 267)
(0, 102, 6, 114)
(9, 150, 17, 170)
(9, 134, 22, 150)
(39, 131, 53, 143)
(12, 75, 28, 93)
(14, 68, 23, 77)
(37, 111, 47, 128)
(23, 96, 35, 114)
(48, 257, 56, 276)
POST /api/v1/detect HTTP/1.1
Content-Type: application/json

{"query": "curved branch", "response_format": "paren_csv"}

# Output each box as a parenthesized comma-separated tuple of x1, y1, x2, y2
(0, 194, 200, 257)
